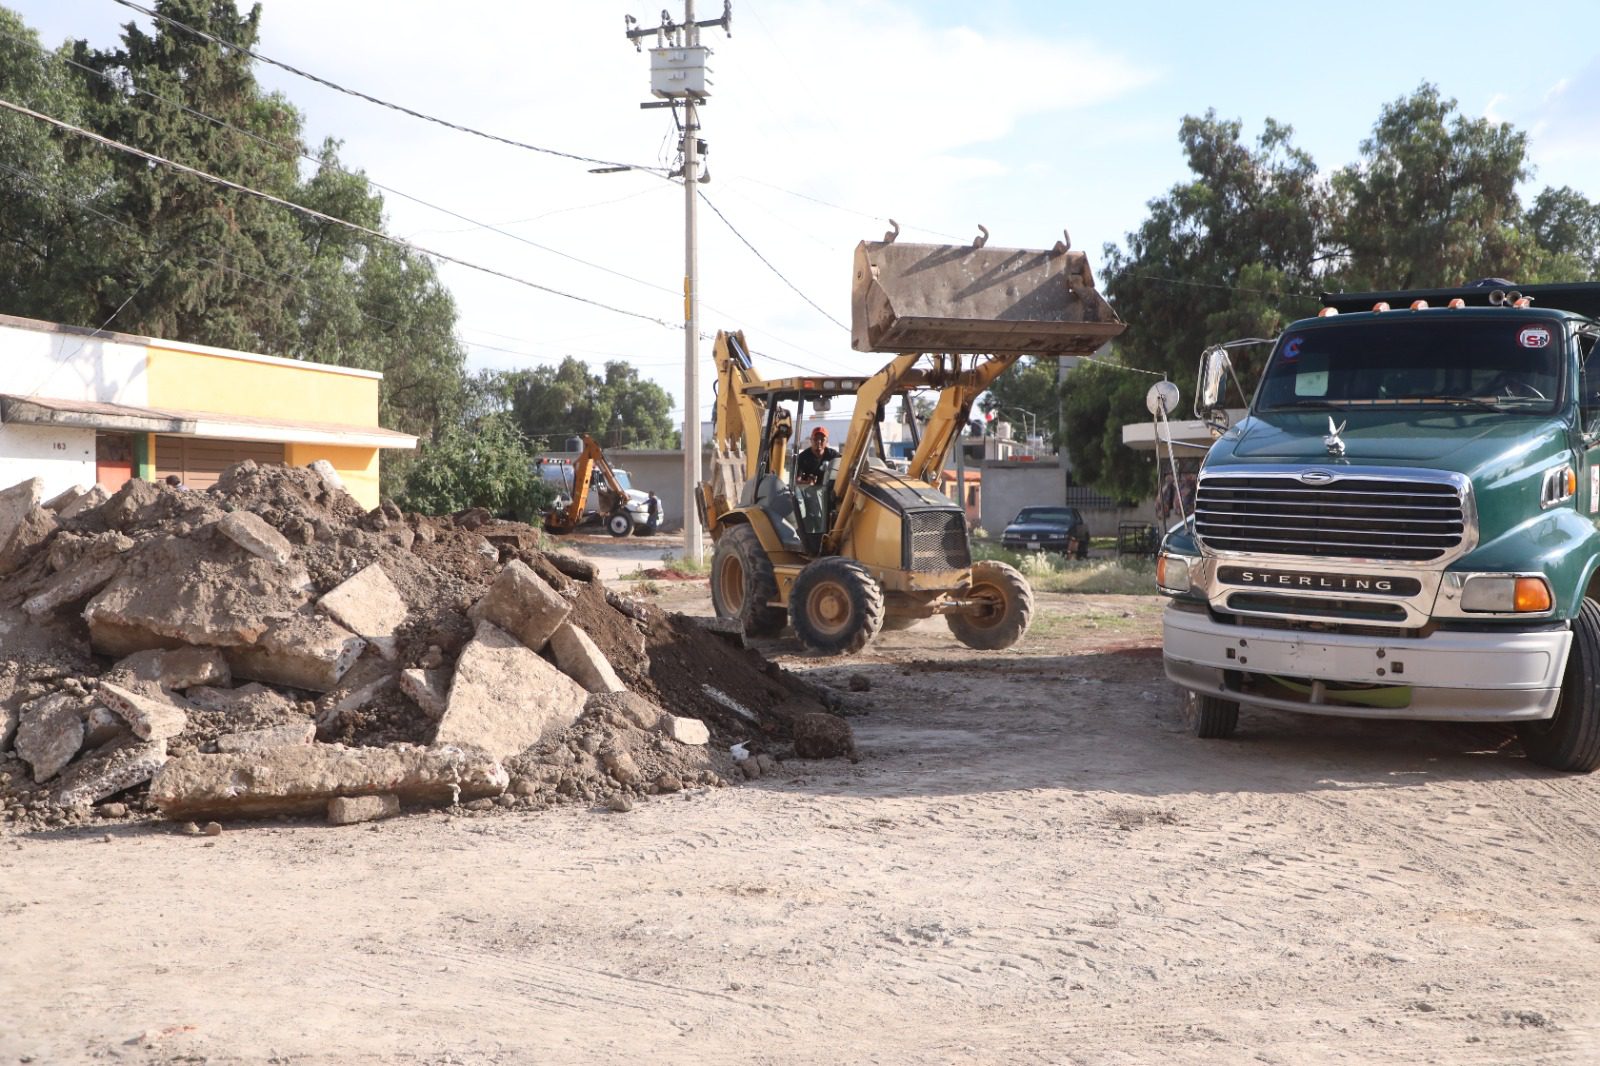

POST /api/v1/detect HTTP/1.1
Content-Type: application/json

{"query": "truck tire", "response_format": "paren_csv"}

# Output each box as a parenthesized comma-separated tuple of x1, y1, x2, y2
(947, 561, 1033, 650)
(1518, 596, 1600, 772)
(1184, 690, 1239, 739)
(607, 512, 634, 538)
(790, 557, 885, 656)
(710, 524, 786, 637)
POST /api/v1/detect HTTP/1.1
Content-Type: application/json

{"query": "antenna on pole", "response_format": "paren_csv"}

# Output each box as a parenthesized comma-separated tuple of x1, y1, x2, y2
(622, 2, 732, 562)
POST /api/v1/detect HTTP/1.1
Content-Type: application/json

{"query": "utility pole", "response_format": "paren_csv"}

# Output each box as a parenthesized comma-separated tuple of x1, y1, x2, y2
(625, 1, 731, 562)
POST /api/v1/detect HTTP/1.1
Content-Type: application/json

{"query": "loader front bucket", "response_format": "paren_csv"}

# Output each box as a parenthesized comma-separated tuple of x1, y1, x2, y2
(851, 240, 1126, 356)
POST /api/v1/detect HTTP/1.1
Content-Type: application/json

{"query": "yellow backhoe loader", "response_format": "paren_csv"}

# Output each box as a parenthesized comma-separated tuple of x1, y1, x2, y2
(700, 231, 1125, 654)
(542, 434, 640, 538)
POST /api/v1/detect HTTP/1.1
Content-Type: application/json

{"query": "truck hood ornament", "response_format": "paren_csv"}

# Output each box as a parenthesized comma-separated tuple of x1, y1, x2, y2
(1324, 416, 1348, 457)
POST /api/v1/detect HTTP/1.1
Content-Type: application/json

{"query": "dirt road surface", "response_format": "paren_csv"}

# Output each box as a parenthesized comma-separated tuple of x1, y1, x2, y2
(6, 578, 1600, 1064)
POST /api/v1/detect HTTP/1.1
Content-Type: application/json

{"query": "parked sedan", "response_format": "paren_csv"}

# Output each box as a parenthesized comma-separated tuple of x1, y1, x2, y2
(1001, 506, 1090, 559)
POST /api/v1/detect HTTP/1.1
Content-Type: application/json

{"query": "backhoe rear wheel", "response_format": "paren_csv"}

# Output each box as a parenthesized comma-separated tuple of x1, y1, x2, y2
(1517, 596, 1600, 772)
(947, 560, 1033, 650)
(710, 524, 787, 637)
(790, 557, 885, 656)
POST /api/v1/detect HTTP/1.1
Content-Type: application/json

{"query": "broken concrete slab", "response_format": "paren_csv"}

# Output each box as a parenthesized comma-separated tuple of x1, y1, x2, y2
(160, 647, 232, 690)
(82, 704, 129, 748)
(661, 714, 711, 746)
(217, 511, 294, 566)
(467, 560, 570, 653)
(312, 656, 396, 730)
(148, 743, 508, 819)
(99, 682, 190, 742)
(550, 622, 627, 695)
(434, 621, 586, 761)
(399, 668, 449, 719)
(0, 504, 55, 576)
(308, 460, 345, 494)
(545, 550, 599, 583)
(22, 554, 122, 618)
(225, 614, 366, 692)
(84, 534, 313, 656)
(15, 692, 86, 783)
(42, 484, 89, 511)
(184, 683, 299, 718)
(317, 563, 407, 659)
(327, 793, 399, 825)
(104, 647, 229, 691)
(57, 485, 108, 522)
(50, 737, 167, 808)
(586, 691, 664, 732)
(216, 721, 316, 754)
(46, 530, 132, 574)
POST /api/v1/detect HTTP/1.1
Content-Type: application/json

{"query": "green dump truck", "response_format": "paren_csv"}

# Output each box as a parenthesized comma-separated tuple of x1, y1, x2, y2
(1158, 282, 1600, 771)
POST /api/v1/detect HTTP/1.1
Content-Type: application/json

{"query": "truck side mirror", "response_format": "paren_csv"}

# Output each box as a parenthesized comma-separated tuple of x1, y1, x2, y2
(1196, 346, 1232, 415)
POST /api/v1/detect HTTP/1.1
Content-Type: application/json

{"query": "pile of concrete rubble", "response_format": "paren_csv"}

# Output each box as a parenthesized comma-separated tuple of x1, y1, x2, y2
(0, 463, 850, 830)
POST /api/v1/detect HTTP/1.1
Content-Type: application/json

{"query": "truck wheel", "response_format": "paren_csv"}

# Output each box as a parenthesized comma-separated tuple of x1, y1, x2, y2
(790, 557, 885, 655)
(1184, 690, 1239, 739)
(1518, 597, 1600, 772)
(607, 512, 634, 538)
(710, 525, 786, 637)
(947, 561, 1033, 650)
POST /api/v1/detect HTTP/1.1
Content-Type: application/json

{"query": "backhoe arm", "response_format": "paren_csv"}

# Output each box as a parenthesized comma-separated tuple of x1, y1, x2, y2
(906, 353, 1021, 484)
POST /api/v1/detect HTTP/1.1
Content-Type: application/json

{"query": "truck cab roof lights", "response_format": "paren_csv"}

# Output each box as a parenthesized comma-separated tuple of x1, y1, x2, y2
(1410, 300, 1430, 310)
(1372, 301, 1391, 312)
(1448, 298, 1466, 308)
(1318, 307, 1339, 317)
(1514, 297, 1534, 308)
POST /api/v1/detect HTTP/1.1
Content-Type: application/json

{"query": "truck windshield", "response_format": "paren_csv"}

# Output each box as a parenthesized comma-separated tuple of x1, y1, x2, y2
(1256, 318, 1564, 413)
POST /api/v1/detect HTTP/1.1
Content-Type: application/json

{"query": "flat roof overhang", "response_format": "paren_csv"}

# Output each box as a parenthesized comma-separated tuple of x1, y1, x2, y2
(0, 394, 418, 450)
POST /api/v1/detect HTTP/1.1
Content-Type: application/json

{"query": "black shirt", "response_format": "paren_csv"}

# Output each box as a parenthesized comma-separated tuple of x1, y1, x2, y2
(795, 445, 840, 483)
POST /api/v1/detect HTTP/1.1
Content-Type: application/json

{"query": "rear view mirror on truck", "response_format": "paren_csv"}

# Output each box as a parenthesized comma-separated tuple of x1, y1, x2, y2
(1197, 346, 1232, 414)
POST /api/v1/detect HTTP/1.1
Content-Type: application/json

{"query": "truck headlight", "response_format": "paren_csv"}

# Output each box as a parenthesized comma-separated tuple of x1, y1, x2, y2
(1156, 554, 1193, 594)
(1460, 575, 1552, 613)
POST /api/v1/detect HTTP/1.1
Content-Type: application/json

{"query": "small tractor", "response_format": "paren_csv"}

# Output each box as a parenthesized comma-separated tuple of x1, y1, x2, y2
(699, 230, 1125, 654)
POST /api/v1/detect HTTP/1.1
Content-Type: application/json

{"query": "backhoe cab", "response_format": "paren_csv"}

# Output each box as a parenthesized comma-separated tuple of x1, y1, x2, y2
(702, 233, 1124, 655)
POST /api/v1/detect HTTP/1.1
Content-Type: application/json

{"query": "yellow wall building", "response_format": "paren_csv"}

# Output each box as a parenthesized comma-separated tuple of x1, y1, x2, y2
(0, 314, 416, 508)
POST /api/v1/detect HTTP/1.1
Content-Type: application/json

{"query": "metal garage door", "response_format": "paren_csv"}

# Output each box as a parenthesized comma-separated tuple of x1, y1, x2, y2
(154, 436, 286, 491)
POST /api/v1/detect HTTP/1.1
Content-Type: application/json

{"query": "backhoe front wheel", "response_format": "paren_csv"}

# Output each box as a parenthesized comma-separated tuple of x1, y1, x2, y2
(710, 524, 787, 637)
(1517, 597, 1600, 772)
(947, 561, 1033, 650)
(790, 557, 885, 656)
(607, 512, 634, 538)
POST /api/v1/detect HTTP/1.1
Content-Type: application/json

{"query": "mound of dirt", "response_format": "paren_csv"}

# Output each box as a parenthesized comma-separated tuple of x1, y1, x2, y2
(0, 464, 848, 830)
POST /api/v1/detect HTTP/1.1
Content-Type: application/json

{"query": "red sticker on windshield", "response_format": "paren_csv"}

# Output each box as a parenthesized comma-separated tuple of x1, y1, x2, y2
(1520, 326, 1551, 349)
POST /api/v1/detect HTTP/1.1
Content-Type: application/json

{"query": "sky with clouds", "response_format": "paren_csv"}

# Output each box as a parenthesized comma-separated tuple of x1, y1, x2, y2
(7, 0, 1599, 425)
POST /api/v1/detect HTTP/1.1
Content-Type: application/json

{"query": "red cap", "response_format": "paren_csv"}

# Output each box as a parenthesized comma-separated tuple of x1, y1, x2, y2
(811, 427, 828, 440)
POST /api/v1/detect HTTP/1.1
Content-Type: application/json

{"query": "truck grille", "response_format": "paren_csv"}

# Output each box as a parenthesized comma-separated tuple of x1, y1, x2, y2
(905, 510, 970, 572)
(1195, 475, 1465, 562)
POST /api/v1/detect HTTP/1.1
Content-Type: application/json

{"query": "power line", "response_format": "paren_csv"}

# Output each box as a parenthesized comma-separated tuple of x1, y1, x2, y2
(109, 0, 668, 176)
(0, 95, 683, 332)
(0, 157, 669, 387)
(25, 35, 686, 303)
(699, 190, 849, 332)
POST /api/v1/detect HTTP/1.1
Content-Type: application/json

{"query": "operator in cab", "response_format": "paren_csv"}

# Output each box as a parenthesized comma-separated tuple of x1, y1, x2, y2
(795, 427, 839, 485)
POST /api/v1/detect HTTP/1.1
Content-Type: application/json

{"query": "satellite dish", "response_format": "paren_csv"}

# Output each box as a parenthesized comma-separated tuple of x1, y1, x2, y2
(1145, 380, 1180, 417)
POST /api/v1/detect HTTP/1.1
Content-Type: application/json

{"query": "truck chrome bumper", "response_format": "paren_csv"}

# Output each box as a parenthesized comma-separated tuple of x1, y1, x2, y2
(1162, 606, 1571, 722)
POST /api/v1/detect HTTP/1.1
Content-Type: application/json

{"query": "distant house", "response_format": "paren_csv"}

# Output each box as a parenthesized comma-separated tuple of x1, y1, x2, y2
(0, 313, 416, 508)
